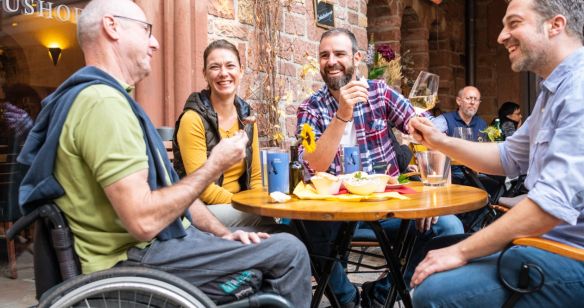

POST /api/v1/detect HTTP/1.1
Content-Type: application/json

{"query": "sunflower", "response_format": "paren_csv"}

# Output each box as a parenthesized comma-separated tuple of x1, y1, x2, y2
(300, 123, 316, 153)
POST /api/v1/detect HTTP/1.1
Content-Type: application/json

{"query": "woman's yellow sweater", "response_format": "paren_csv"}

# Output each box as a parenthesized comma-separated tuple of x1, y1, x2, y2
(176, 110, 261, 204)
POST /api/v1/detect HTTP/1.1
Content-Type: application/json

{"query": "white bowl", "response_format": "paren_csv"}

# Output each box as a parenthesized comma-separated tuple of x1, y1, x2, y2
(368, 174, 391, 193)
(342, 178, 377, 195)
(311, 173, 342, 195)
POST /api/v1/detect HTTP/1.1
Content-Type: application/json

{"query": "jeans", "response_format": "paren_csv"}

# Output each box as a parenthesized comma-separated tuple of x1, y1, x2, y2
(303, 215, 463, 305)
(413, 246, 584, 307)
(362, 215, 464, 303)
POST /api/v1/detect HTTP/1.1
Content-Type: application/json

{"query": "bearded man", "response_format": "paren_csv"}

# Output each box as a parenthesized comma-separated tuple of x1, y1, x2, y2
(409, 0, 584, 306)
(295, 28, 464, 308)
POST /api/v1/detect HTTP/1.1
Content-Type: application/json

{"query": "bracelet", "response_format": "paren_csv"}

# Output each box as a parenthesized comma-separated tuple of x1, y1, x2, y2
(335, 113, 352, 123)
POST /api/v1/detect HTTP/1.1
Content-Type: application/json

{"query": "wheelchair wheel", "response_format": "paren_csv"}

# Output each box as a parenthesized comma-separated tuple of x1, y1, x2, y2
(38, 267, 217, 308)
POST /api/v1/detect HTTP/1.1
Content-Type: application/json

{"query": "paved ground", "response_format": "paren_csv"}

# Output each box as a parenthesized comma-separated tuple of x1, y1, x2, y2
(0, 246, 35, 308)
(0, 242, 392, 307)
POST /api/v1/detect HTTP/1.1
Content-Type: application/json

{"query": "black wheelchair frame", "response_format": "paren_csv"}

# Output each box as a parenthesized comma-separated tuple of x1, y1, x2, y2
(7, 203, 292, 308)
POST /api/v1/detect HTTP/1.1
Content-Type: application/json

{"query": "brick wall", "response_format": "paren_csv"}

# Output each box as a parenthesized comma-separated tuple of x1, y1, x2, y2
(206, 0, 522, 138)
(207, 0, 368, 142)
(367, 0, 466, 112)
(367, 0, 523, 122)
(475, 0, 522, 122)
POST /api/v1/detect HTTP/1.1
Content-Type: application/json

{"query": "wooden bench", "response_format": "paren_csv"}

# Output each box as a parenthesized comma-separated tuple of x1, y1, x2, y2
(164, 140, 173, 162)
(156, 127, 174, 163)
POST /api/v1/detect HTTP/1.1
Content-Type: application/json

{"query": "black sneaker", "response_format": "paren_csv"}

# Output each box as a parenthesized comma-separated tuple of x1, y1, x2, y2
(360, 281, 385, 308)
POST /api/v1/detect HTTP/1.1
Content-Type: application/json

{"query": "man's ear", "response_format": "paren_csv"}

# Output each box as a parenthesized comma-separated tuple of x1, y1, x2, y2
(102, 15, 121, 40)
(547, 14, 567, 38)
(354, 50, 363, 62)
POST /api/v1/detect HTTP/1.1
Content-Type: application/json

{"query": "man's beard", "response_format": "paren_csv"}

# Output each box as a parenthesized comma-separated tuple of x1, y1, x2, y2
(511, 43, 548, 73)
(321, 62, 355, 91)
(509, 25, 548, 73)
(462, 108, 477, 118)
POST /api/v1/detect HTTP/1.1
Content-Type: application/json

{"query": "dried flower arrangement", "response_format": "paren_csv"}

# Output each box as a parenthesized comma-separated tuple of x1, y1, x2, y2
(241, 0, 302, 147)
(365, 35, 416, 94)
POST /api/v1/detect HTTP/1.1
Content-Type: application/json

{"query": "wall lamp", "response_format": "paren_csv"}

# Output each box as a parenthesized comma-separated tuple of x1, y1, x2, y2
(48, 47, 62, 66)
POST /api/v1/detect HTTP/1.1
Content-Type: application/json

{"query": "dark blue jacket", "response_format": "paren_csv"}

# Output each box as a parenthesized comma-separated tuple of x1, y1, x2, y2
(17, 66, 189, 240)
(442, 111, 487, 141)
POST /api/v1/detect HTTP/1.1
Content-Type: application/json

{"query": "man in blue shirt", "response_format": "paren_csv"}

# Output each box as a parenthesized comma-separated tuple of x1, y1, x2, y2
(432, 86, 502, 229)
(408, 0, 584, 306)
(432, 86, 489, 185)
(431, 86, 487, 141)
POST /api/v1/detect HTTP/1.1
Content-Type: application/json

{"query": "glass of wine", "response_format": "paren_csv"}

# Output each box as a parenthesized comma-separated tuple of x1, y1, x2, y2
(409, 71, 439, 114)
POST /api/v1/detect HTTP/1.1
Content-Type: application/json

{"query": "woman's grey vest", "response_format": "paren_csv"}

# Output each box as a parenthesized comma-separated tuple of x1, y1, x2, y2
(172, 90, 254, 190)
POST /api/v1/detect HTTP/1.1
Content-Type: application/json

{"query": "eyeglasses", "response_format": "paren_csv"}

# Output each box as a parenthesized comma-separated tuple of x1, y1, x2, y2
(461, 96, 481, 103)
(113, 15, 152, 38)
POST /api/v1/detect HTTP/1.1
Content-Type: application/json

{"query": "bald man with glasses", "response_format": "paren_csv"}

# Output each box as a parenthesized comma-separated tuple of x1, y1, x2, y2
(431, 86, 504, 230)
(431, 86, 488, 140)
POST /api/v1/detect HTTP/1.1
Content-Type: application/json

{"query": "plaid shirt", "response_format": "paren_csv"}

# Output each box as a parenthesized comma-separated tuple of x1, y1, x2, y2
(296, 79, 416, 177)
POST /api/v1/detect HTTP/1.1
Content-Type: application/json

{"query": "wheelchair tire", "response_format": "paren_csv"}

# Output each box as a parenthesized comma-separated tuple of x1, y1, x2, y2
(38, 267, 217, 308)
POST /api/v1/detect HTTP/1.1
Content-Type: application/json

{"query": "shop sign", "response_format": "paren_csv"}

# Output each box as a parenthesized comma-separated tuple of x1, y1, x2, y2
(2, 0, 82, 23)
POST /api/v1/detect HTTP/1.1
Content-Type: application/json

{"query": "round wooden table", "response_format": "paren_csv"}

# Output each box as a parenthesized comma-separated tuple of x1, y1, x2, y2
(233, 183, 488, 308)
(232, 182, 488, 221)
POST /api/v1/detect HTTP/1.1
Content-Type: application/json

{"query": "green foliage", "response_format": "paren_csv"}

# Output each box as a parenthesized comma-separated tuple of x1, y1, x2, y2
(368, 66, 386, 80)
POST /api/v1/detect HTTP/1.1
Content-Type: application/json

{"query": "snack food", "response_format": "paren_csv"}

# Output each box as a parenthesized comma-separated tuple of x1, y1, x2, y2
(310, 172, 342, 195)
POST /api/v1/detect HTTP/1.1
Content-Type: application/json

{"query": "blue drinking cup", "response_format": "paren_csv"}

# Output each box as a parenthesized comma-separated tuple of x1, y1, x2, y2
(267, 150, 290, 194)
(343, 146, 361, 174)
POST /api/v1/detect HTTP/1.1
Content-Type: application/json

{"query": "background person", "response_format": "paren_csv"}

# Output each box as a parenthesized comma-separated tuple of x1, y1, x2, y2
(497, 101, 523, 138)
(431, 86, 487, 142)
(432, 86, 503, 229)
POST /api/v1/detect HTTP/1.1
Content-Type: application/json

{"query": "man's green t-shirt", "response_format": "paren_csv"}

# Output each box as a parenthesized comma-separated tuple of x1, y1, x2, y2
(54, 83, 150, 273)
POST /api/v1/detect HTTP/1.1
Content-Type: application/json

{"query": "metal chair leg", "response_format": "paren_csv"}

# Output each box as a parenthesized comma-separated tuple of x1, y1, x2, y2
(3, 221, 17, 279)
(502, 264, 530, 308)
(498, 245, 545, 308)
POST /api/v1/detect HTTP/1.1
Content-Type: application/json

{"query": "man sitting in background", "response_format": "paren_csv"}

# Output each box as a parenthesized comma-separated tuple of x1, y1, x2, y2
(432, 86, 504, 229)
(431, 86, 487, 142)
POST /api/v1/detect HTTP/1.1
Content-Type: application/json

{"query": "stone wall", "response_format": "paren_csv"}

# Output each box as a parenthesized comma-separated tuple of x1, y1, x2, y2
(207, 0, 368, 142)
